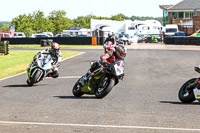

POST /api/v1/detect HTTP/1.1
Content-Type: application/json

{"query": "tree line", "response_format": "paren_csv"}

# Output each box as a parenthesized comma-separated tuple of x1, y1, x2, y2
(0, 10, 162, 37)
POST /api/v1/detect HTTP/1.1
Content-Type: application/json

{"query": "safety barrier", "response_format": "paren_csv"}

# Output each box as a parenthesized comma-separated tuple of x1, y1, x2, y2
(0, 41, 9, 55)
(0, 37, 105, 45)
(164, 36, 200, 45)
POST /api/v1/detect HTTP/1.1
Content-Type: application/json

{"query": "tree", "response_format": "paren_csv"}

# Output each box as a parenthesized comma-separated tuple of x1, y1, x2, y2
(111, 13, 129, 21)
(32, 10, 55, 32)
(49, 10, 73, 33)
(11, 14, 34, 37)
(0, 23, 10, 31)
(130, 15, 163, 24)
(73, 15, 92, 29)
(74, 15, 111, 29)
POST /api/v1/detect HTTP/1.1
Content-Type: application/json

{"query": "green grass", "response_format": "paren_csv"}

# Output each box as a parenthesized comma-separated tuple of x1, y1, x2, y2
(10, 44, 103, 49)
(0, 50, 80, 79)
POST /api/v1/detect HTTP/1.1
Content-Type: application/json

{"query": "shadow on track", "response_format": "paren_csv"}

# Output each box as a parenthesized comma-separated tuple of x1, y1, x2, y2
(54, 96, 96, 99)
(2, 84, 50, 88)
(3, 84, 30, 87)
(160, 101, 200, 105)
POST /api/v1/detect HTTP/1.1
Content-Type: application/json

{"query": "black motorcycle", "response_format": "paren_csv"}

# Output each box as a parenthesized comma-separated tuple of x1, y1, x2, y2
(73, 60, 124, 98)
(178, 66, 200, 103)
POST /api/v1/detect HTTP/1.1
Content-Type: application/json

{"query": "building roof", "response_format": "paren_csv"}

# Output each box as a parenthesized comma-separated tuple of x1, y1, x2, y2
(160, 0, 200, 11)
(159, 5, 173, 10)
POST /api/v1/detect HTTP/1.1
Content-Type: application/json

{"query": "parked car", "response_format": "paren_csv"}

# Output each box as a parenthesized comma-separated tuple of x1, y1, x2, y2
(118, 33, 131, 45)
(61, 34, 73, 37)
(55, 34, 73, 37)
(32, 34, 51, 38)
(0, 32, 14, 38)
(55, 34, 61, 37)
(191, 33, 200, 37)
(0, 31, 15, 37)
(14, 32, 26, 38)
(173, 32, 186, 37)
(42, 32, 54, 37)
(76, 34, 89, 37)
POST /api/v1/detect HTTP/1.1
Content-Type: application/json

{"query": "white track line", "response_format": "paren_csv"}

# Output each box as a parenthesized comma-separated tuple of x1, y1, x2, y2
(0, 52, 85, 82)
(0, 121, 200, 131)
(58, 76, 81, 79)
(45, 76, 81, 79)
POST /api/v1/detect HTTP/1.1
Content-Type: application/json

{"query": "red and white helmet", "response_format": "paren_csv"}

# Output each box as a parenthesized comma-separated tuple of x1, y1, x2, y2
(115, 45, 127, 60)
(51, 42, 60, 53)
(104, 41, 113, 49)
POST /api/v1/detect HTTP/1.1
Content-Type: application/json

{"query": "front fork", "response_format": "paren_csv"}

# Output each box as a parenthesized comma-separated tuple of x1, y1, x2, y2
(186, 77, 200, 91)
(27, 67, 43, 82)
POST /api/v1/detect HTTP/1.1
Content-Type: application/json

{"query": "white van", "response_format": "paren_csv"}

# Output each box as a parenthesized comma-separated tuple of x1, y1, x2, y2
(137, 25, 163, 35)
(164, 24, 179, 36)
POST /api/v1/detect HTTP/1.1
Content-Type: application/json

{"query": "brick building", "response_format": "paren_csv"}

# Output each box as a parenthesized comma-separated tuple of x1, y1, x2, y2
(160, 0, 200, 35)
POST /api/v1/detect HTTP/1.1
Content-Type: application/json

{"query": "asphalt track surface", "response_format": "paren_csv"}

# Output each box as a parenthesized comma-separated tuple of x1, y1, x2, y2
(1, 48, 200, 133)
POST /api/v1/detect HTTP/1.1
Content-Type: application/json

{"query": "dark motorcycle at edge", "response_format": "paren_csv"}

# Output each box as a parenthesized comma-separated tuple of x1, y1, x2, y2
(178, 66, 200, 103)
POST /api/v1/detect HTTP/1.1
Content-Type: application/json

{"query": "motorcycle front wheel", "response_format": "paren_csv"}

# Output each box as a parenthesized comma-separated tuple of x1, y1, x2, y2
(27, 70, 41, 87)
(178, 78, 196, 103)
(72, 79, 84, 97)
(95, 76, 115, 99)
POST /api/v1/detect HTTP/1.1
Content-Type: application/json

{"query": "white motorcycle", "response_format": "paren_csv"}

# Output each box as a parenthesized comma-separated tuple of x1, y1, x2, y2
(26, 52, 53, 86)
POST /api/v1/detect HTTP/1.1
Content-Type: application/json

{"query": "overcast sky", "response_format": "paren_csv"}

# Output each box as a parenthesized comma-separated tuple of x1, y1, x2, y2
(0, 0, 181, 21)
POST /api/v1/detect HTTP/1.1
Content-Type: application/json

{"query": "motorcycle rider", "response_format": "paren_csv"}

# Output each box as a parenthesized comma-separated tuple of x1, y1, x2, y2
(101, 32, 117, 64)
(28, 42, 62, 78)
(101, 41, 115, 63)
(101, 44, 127, 64)
(83, 44, 127, 82)
(104, 32, 115, 45)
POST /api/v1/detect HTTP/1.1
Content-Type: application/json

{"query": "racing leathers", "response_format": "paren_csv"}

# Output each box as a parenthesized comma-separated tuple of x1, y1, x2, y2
(100, 41, 115, 64)
(29, 48, 62, 78)
(44, 48, 62, 78)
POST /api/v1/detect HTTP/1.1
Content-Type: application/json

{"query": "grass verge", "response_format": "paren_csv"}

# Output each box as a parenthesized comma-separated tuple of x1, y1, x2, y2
(10, 44, 102, 49)
(0, 50, 80, 79)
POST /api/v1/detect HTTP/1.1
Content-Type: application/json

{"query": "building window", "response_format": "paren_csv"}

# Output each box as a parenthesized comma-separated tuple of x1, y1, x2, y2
(163, 10, 169, 26)
(172, 12, 193, 19)
(172, 12, 178, 19)
(185, 12, 190, 18)
(178, 12, 184, 19)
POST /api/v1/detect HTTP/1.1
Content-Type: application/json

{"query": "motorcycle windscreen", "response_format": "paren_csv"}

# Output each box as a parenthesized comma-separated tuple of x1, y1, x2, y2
(193, 88, 200, 101)
(114, 60, 124, 76)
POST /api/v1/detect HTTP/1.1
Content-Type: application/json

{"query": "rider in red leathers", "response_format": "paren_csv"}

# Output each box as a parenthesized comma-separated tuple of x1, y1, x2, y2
(83, 33, 127, 82)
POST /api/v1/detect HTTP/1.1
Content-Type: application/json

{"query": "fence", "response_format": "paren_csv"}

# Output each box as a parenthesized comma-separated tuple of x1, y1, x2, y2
(0, 41, 9, 55)
(0, 37, 105, 45)
(164, 36, 200, 45)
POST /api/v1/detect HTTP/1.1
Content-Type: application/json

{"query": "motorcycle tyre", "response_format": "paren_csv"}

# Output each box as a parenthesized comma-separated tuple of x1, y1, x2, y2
(72, 80, 84, 97)
(95, 77, 115, 99)
(27, 70, 40, 87)
(178, 78, 196, 103)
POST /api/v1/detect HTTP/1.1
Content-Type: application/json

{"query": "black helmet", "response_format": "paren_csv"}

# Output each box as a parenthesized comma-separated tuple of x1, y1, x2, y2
(108, 32, 112, 37)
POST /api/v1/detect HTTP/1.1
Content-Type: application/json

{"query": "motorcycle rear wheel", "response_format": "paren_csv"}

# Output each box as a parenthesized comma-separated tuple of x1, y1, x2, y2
(73, 80, 84, 97)
(95, 76, 115, 99)
(27, 70, 40, 87)
(178, 78, 196, 103)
